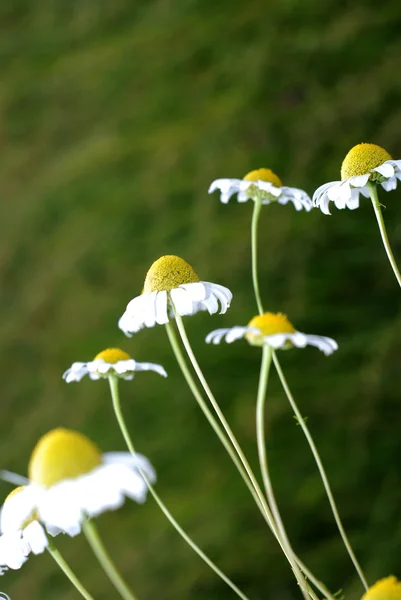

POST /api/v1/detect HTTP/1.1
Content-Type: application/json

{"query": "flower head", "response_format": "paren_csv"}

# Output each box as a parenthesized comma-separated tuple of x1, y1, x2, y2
(3, 429, 156, 538)
(119, 255, 232, 335)
(63, 347, 167, 382)
(209, 168, 312, 211)
(361, 576, 401, 600)
(206, 312, 338, 356)
(0, 486, 49, 573)
(313, 143, 401, 214)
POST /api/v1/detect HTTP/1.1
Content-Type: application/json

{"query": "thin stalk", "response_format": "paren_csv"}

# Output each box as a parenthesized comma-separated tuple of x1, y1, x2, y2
(165, 320, 276, 531)
(256, 345, 310, 600)
(83, 520, 138, 600)
(251, 198, 264, 315)
(108, 376, 252, 600)
(369, 182, 401, 287)
(47, 543, 95, 600)
(172, 312, 326, 598)
(272, 351, 368, 591)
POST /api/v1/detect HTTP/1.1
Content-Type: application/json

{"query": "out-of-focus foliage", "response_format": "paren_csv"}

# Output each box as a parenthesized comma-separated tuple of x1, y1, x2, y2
(1, 0, 401, 598)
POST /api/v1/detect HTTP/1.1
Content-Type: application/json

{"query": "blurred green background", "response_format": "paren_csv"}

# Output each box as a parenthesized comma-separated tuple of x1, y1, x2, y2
(1, 0, 401, 598)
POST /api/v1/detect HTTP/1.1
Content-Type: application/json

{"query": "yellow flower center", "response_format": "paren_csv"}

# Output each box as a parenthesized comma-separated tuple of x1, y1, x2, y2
(93, 348, 131, 363)
(3, 486, 37, 528)
(362, 576, 401, 600)
(245, 312, 296, 347)
(247, 312, 296, 335)
(341, 143, 392, 180)
(28, 428, 102, 488)
(144, 255, 200, 293)
(243, 168, 283, 188)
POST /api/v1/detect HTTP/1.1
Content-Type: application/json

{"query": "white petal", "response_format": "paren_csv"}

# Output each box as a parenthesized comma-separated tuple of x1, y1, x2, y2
(23, 521, 48, 555)
(170, 287, 196, 316)
(205, 327, 249, 344)
(132, 362, 167, 377)
(103, 452, 156, 484)
(154, 290, 169, 324)
(179, 282, 207, 303)
(202, 282, 232, 314)
(301, 333, 338, 355)
(373, 163, 395, 178)
(1, 485, 43, 534)
(347, 174, 370, 188)
(0, 531, 29, 570)
(62, 362, 89, 383)
(257, 181, 281, 197)
(381, 176, 398, 192)
(208, 179, 241, 203)
(263, 333, 292, 349)
(38, 482, 83, 537)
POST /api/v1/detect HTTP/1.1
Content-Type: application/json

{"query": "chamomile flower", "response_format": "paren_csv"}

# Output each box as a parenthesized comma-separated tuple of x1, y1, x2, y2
(119, 255, 232, 335)
(206, 312, 338, 356)
(361, 576, 401, 600)
(6, 429, 156, 538)
(0, 486, 49, 573)
(313, 143, 401, 214)
(209, 168, 312, 211)
(63, 347, 167, 382)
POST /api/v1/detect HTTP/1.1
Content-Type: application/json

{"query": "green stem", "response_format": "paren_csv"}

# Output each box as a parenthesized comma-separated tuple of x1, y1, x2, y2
(47, 543, 95, 600)
(83, 520, 138, 600)
(165, 320, 276, 531)
(171, 312, 325, 599)
(369, 182, 401, 287)
(256, 346, 311, 600)
(251, 198, 264, 315)
(108, 375, 252, 600)
(272, 351, 368, 591)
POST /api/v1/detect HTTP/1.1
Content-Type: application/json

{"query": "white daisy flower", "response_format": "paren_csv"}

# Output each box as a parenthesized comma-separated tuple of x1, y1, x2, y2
(63, 347, 167, 382)
(119, 255, 232, 335)
(206, 312, 338, 356)
(313, 143, 401, 215)
(0, 486, 49, 573)
(209, 168, 312, 211)
(8, 428, 157, 538)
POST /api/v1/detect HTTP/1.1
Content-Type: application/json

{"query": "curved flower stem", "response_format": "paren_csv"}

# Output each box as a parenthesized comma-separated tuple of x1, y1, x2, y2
(47, 542, 95, 600)
(108, 375, 252, 600)
(165, 321, 276, 530)
(272, 351, 368, 591)
(83, 520, 138, 600)
(368, 182, 401, 287)
(251, 198, 264, 315)
(256, 345, 310, 600)
(171, 312, 326, 599)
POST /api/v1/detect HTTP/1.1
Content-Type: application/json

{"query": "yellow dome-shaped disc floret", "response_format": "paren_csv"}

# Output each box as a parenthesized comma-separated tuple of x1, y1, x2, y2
(243, 168, 283, 188)
(361, 576, 401, 600)
(341, 143, 392, 181)
(246, 312, 296, 347)
(144, 255, 200, 293)
(29, 428, 102, 488)
(93, 348, 131, 363)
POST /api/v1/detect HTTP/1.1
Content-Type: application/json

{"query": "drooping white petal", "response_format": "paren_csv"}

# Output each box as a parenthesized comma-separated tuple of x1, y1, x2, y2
(373, 163, 395, 178)
(0, 531, 29, 570)
(301, 334, 338, 355)
(103, 452, 157, 484)
(180, 282, 207, 303)
(347, 173, 370, 188)
(208, 179, 242, 203)
(171, 287, 197, 316)
(205, 327, 249, 344)
(154, 290, 169, 325)
(38, 481, 83, 537)
(202, 282, 232, 314)
(23, 521, 48, 555)
(62, 362, 89, 383)
(130, 362, 167, 377)
(1, 485, 43, 534)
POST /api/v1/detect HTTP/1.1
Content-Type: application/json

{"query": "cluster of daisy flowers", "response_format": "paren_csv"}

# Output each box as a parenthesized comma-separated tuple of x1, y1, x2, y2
(1, 141, 401, 600)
